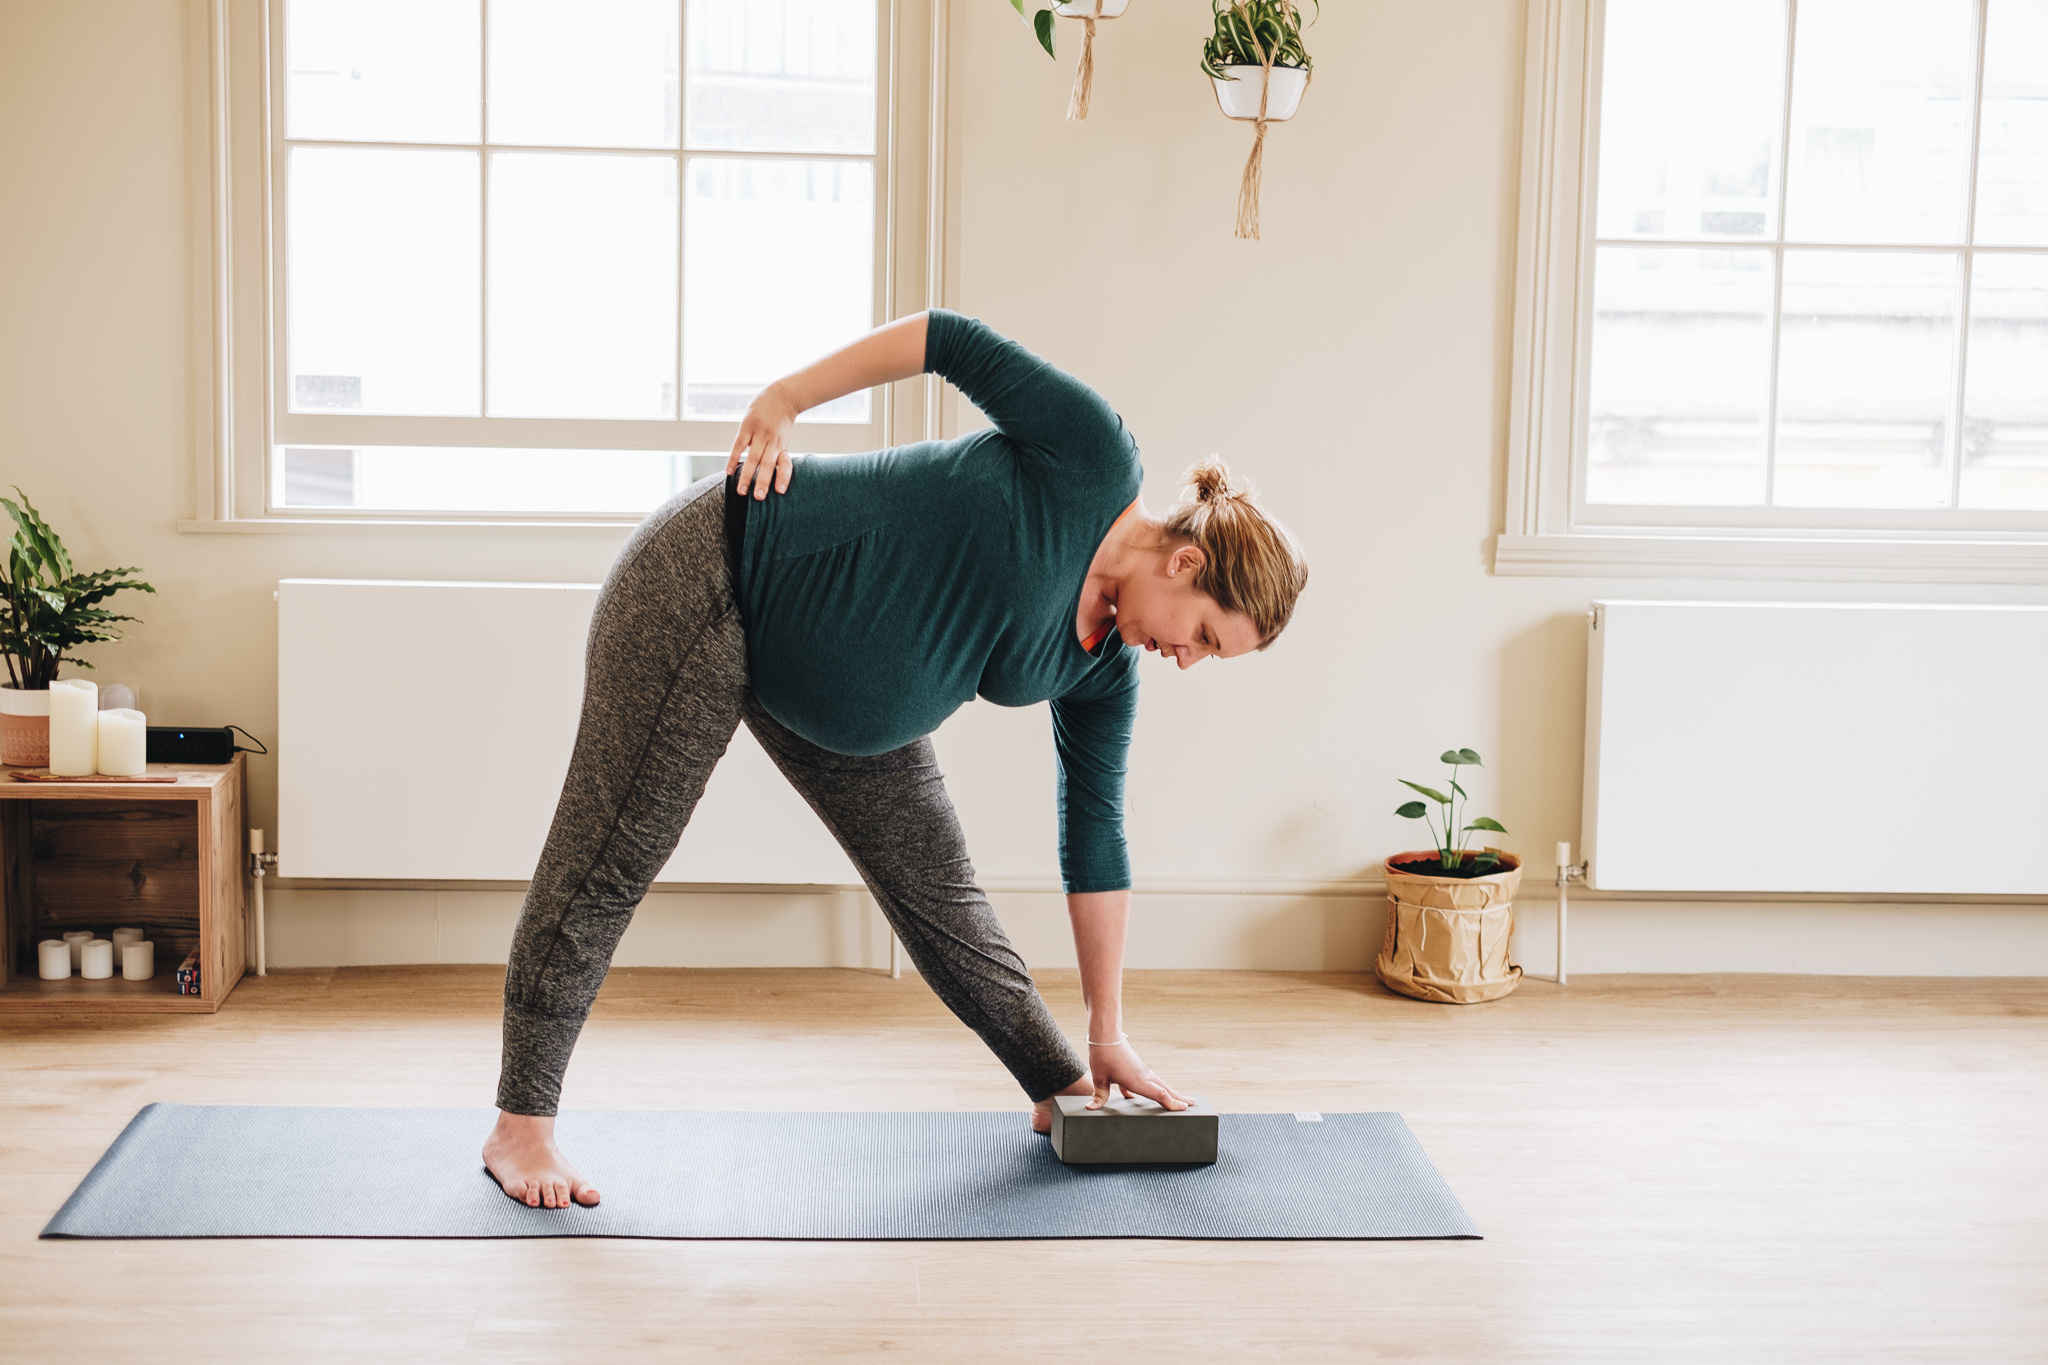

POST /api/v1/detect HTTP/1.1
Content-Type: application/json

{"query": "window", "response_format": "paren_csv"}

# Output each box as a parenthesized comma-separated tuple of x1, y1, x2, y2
(188, 0, 949, 527)
(1500, 0, 2048, 580)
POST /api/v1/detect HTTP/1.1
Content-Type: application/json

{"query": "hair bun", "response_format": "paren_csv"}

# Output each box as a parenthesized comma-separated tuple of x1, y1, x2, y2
(1185, 457, 1238, 504)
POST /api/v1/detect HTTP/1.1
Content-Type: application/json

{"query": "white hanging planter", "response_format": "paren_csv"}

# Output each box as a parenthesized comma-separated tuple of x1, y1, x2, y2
(1211, 63, 1308, 122)
(1052, 0, 1129, 120)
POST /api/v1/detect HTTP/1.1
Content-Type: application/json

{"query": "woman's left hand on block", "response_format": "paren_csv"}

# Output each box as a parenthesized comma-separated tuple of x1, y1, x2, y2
(1086, 1040, 1189, 1112)
(729, 383, 800, 499)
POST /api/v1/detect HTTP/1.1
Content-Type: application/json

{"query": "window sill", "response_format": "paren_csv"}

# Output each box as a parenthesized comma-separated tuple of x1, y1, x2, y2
(1493, 532, 2048, 585)
(178, 516, 641, 537)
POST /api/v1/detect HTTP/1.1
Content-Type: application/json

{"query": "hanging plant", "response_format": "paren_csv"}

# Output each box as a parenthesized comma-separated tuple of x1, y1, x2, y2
(1202, 0, 1316, 239)
(1007, 0, 1131, 121)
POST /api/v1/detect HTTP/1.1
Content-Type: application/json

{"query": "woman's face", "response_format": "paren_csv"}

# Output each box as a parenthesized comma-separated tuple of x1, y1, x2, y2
(1115, 545, 1263, 669)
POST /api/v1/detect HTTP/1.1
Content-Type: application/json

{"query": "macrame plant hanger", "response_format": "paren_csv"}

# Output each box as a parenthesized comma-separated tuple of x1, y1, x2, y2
(1212, 0, 1310, 240)
(1066, 0, 1109, 121)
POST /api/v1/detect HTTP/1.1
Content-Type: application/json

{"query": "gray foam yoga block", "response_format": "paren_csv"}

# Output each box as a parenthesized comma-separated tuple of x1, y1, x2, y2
(1050, 1095, 1218, 1165)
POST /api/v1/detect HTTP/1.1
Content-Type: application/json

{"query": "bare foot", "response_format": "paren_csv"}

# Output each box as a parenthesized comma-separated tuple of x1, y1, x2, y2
(482, 1111, 601, 1208)
(1030, 1076, 1097, 1134)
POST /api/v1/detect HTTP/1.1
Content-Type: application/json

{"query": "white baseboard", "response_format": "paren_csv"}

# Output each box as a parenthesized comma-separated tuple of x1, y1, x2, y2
(261, 886, 2048, 976)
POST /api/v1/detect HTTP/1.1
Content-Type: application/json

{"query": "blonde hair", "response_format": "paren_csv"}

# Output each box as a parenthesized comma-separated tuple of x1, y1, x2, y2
(1162, 458, 1307, 650)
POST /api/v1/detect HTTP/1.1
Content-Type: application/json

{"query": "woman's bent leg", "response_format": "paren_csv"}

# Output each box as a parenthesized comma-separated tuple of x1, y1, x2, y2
(743, 700, 1087, 1102)
(498, 478, 747, 1117)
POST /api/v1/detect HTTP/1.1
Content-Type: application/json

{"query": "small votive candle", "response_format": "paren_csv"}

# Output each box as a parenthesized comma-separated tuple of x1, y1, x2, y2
(96, 708, 147, 776)
(38, 939, 70, 980)
(122, 940, 155, 981)
(80, 939, 114, 980)
(110, 927, 145, 962)
(62, 929, 94, 969)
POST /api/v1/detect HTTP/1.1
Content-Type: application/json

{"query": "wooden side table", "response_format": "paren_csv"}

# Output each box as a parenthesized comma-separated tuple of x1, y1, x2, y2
(0, 756, 246, 1014)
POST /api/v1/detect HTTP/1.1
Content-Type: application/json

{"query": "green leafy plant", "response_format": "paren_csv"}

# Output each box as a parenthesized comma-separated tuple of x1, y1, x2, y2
(1200, 0, 1316, 80)
(1006, 0, 1063, 59)
(1394, 747, 1510, 874)
(0, 489, 154, 691)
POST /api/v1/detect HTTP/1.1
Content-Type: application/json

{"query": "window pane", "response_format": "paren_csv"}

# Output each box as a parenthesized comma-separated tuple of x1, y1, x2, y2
(1784, 0, 1976, 244)
(1594, 0, 1785, 242)
(289, 148, 480, 416)
(687, 0, 877, 154)
(275, 448, 729, 514)
(1959, 254, 2048, 508)
(1585, 247, 1774, 505)
(1773, 249, 1959, 507)
(488, 0, 680, 149)
(683, 159, 873, 421)
(487, 153, 678, 419)
(1975, 0, 2048, 247)
(286, 0, 480, 143)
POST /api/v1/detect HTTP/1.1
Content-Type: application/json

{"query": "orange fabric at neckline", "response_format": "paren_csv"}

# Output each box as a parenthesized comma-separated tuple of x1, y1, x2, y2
(1078, 498, 1140, 653)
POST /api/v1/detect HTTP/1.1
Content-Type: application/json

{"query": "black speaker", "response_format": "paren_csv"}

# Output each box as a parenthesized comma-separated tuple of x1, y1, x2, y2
(146, 727, 238, 764)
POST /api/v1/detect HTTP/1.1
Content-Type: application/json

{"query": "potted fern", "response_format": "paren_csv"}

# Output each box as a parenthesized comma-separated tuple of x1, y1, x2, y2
(1201, 0, 1315, 239)
(1377, 748, 1524, 1004)
(0, 491, 154, 766)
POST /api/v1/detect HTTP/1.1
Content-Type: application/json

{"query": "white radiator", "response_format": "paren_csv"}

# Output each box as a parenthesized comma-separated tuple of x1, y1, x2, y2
(1583, 600, 2048, 895)
(276, 579, 858, 883)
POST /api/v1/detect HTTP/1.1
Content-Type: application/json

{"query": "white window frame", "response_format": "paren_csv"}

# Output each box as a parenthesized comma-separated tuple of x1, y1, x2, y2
(182, 0, 959, 532)
(1497, 0, 2048, 584)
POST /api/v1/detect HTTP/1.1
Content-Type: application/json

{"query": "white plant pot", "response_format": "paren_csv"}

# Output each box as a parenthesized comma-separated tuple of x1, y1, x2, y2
(1054, 0, 1128, 15)
(1212, 64, 1307, 121)
(0, 683, 52, 768)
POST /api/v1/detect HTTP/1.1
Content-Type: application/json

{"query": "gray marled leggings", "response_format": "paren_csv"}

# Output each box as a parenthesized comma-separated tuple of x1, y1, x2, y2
(497, 475, 1086, 1116)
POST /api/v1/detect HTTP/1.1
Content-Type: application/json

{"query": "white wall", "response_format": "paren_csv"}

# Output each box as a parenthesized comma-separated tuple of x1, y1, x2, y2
(4, 0, 2045, 974)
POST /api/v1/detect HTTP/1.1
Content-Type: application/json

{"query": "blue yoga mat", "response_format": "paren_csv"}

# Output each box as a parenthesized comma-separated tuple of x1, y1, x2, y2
(41, 1103, 1479, 1241)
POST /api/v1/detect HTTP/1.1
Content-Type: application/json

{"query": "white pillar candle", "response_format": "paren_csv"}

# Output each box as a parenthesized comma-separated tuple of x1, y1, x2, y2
(96, 708, 147, 776)
(62, 929, 93, 969)
(38, 939, 71, 980)
(80, 938, 114, 979)
(122, 940, 155, 981)
(111, 927, 145, 963)
(47, 679, 99, 775)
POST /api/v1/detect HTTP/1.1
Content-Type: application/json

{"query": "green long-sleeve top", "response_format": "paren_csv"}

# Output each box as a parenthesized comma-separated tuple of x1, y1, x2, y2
(732, 309, 1142, 893)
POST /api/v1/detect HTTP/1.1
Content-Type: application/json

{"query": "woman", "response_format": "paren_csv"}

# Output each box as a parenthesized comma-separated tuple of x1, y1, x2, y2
(484, 309, 1308, 1208)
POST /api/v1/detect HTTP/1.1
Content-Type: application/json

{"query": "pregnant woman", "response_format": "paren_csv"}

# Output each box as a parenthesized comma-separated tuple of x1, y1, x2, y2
(483, 310, 1308, 1208)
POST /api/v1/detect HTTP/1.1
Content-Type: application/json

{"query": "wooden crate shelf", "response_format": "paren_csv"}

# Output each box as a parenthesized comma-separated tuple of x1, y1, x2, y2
(0, 757, 245, 1014)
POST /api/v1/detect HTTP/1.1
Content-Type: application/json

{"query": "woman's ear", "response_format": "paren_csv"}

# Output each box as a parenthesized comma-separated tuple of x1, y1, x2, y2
(1165, 544, 1206, 579)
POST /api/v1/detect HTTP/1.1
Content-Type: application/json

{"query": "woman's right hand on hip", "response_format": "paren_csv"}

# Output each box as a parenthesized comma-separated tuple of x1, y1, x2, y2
(729, 383, 799, 499)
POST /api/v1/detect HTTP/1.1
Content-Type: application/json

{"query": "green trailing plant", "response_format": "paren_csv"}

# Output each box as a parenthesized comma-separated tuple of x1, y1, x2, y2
(1007, 0, 1063, 59)
(0, 489, 154, 691)
(1394, 747, 1510, 874)
(1201, 0, 1316, 80)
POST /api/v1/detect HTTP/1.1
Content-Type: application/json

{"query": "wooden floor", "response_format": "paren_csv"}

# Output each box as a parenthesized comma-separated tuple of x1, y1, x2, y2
(3, 967, 2044, 1362)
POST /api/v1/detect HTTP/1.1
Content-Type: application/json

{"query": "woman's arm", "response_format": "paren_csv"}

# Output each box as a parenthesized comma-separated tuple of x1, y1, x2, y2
(727, 312, 930, 499)
(1067, 889, 1189, 1112)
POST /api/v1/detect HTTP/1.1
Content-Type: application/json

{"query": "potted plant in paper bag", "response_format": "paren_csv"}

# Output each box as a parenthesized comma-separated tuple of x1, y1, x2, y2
(1377, 747, 1523, 1003)
(0, 490, 154, 766)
